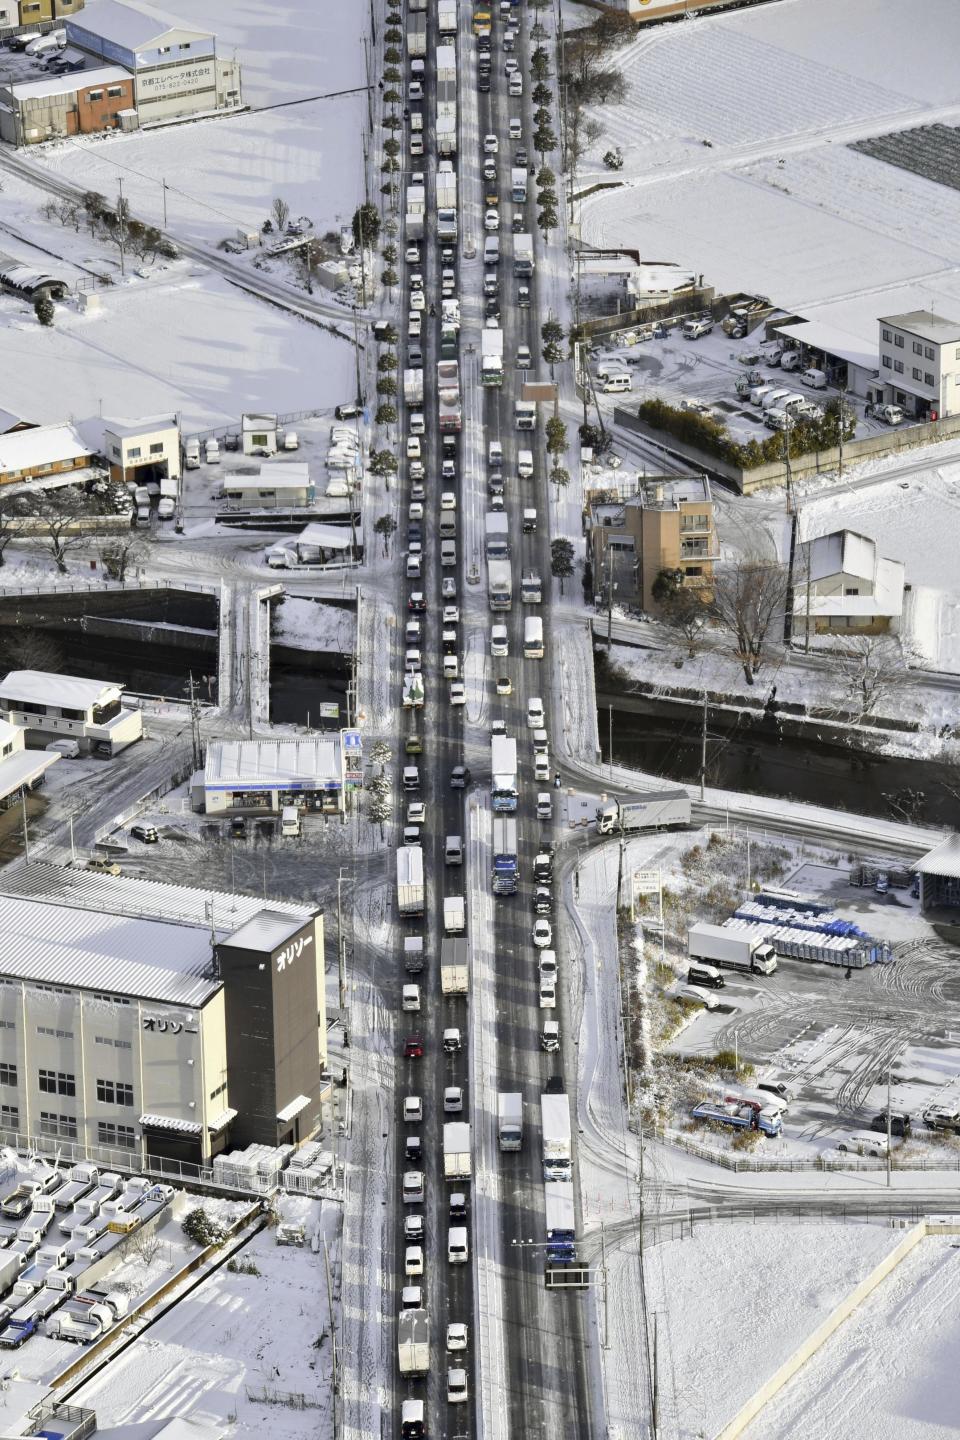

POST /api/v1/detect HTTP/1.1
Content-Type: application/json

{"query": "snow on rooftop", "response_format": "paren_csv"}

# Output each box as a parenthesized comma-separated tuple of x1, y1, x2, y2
(219, 910, 314, 955)
(0, 749, 59, 804)
(72, 0, 211, 49)
(0, 423, 92, 477)
(223, 463, 310, 491)
(205, 737, 342, 789)
(296, 522, 352, 548)
(915, 833, 960, 878)
(806, 530, 876, 585)
(773, 316, 878, 372)
(0, 669, 121, 710)
(4, 65, 130, 100)
(879, 309, 960, 344)
(103, 414, 178, 437)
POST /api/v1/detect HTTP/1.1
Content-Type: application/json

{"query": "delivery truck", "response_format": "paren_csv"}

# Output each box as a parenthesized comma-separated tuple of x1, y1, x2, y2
(443, 895, 465, 934)
(595, 792, 691, 835)
(398, 1308, 430, 1378)
(440, 937, 468, 995)
(687, 922, 777, 975)
(540, 1092, 572, 1181)
(497, 1092, 523, 1152)
(443, 1122, 472, 1181)
(397, 846, 425, 917)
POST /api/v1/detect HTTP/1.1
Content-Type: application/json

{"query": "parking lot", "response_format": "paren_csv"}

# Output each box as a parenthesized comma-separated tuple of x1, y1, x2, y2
(666, 858, 960, 1159)
(587, 321, 909, 448)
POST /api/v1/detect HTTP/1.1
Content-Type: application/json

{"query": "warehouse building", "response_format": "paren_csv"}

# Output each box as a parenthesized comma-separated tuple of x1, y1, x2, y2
(102, 413, 181, 487)
(0, 670, 143, 754)
(0, 863, 327, 1168)
(913, 835, 960, 915)
(66, 0, 242, 125)
(202, 736, 348, 816)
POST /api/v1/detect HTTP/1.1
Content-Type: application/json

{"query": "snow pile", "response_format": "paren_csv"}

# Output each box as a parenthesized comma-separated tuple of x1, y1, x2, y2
(271, 595, 354, 653)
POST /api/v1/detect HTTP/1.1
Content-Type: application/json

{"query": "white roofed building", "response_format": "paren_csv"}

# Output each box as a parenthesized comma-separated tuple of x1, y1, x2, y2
(0, 862, 327, 1169)
(0, 422, 94, 486)
(0, 718, 60, 810)
(102, 413, 181, 487)
(878, 310, 960, 420)
(0, 669, 143, 755)
(203, 735, 347, 816)
(796, 530, 905, 635)
(220, 463, 313, 510)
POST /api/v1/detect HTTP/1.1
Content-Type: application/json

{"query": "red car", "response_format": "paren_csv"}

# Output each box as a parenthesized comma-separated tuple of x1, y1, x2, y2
(403, 1036, 424, 1059)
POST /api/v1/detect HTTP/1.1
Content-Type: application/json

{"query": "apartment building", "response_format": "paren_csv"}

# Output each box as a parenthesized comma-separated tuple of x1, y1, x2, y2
(877, 310, 960, 420)
(587, 474, 716, 612)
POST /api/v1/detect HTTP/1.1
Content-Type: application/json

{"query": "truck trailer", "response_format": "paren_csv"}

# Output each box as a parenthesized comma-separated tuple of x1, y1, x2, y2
(436, 161, 458, 245)
(403, 368, 424, 407)
(497, 1092, 523, 1152)
(491, 735, 518, 811)
(540, 1093, 572, 1181)
(687, 923, 777, 975)
(440, 937, 468, 995)
(596, 791, 691, 836)
(544, 1179, 576, 1261)
(437, 359, 462, 431)
(484, 510, 510, 558)
(397, 846, 425, 917)
(443, 895, 465, 934)
(443, 1122, 472, 1181)
(406, 11, 426, 55)
(398, 1307, 430, 1377)
(481, 326, 504, 386)
(492, 816, 519, 895)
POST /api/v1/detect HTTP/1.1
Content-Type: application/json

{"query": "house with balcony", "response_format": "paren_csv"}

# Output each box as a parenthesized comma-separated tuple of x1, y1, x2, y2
(877, 310, 960, 420)
(586, 474, 716, 612)
(0, 669, 143, 754)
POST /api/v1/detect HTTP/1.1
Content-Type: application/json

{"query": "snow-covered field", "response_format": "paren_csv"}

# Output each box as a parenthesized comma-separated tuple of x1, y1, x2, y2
(747, 1231, 960, 1440)
(579, 0, 960, 318)
(72, 1194, 338, 1440)
(31, 0, 366, 249)
(272, 595, 355, 653)
(0, 272, 354, 434)
(642, 1220, 899, 1439)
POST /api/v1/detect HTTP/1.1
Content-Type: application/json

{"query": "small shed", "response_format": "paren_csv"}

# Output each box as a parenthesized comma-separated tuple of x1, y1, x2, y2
(242, 412, 278, 457)
(294, 522, 357, 564)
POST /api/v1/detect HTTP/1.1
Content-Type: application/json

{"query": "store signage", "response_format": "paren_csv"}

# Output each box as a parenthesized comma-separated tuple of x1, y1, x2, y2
(137, 61, 215, 97)
(319, 702, 340, 720)
(142, 1016, 197, 1035)
(275, 932, 313, 973)
(341, 729, 362, 753)
(633, 869, 661, 896)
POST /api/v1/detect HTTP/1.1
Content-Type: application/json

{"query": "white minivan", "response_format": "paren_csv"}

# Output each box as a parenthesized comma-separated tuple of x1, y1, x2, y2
(837, 1132, 889, 1159)
(280, 806, 300, 837)
(448, 1225, 469, 1264)
(601, 373, 632, 393)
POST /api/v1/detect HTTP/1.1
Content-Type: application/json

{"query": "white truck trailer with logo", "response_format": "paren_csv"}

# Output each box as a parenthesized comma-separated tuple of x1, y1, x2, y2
(688, 922, 778, 975)
(540, 1093, 572, 1181)
(596, 792, 690, 835)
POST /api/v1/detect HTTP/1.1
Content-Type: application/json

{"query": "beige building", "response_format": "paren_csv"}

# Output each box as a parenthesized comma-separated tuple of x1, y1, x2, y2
(587, 474, 716, 612)
(0, 670, 143, 755)
(796, 529, 905, 635)
(878, 310, 960, 420)
(103, 413, 181, 487)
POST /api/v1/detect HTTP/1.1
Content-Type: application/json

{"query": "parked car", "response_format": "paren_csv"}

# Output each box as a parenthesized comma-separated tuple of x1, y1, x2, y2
(130, 824, 159, 843)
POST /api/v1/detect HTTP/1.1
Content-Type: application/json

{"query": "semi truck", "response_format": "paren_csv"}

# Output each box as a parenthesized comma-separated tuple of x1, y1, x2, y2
(511, 168, 528, 204)
(540, 1092, 572, 1181)
(436, 44, 457, 155)
(397, 846, 425, 918)
(488, 557, 513, 610)
(403, 368, 424, 407)
(443, 1122, 472, 1181)
(484, 510, 510, 558)
(497, 1092, 523, 1152)
(398, 1308, 430, 1378)
(443, 895, 465, 934)
(437, 358, 462, 432)
(406, 11, 426, 55)
(520, 570, 542, 603)
(436, 160, 458, 245)
(492, 816, 519, 895)
(544, 1179, 576, 1261)
(440, 937, 468, 995)
(688, 922, 777, 975)
(481, 326, 504, 386)
(513, 233, 534, 278)
(595, 791, 691, 835)
(491, 735, 518, 812)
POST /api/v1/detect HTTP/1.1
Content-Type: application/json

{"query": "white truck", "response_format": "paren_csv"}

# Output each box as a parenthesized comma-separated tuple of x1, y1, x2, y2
(513, 233, 534, 278)
(402, 672, 424, 708)
(437, 359, 462, 432)
(488, 557, 513, 611)
(497, 1092, 523, 1152)
(443, 1122, 472, 1181)
(443, 895, 465, 934)
(540, 1093, 572, 1181)
(405, 182, 426, 242)
(397, 846, 425, 918)
(688, 922, 778, 975)
(436, 160, 458, 246)
(544, 1179, 576, 1258)
(520, 570, 542, 603)
(403, 368, 424, 407)
(52, 1164, 98, 1211)
(491, 735, 518, 812)
(484, 510, 510, 558)
(596, 791, 691, 835)
(481, 326, 504, 386)
(436, 44, 457, 156)
(406, 11, 426, 55)
(437, 0, 456, 33)
(511, 168, 528, 204)
(398, 1307, 430, 1378)
(440, 937, 468, 995)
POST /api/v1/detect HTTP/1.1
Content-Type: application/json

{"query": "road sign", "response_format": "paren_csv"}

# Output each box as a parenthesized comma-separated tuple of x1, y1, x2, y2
(319, 702, 340, 720)
(545, 1265, 590, 1289)
(341, 729, 362, 753)
(633, 869, 661, 896)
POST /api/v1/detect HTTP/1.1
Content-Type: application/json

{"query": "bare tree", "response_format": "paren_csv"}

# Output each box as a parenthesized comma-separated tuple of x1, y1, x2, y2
(709, 558, 791, 685)
(99, 531, 146, 581)
(20, 488, 93, 574)
(831, 635, 911, 722)
(661, 587, 710, 659)
(271, 196, 290, 233)
(0, 509, 18, 567)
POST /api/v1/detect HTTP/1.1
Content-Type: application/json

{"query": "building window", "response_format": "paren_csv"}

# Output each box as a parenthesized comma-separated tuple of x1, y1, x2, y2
(882, 356, 891, 369)
(0, 1105, 18, 1128)
(913, 341, 922, 355)
(926, 346, 935, 360)
(93, 993, 130, 1005)
(22, 2, 40, 11)
(956, 347, 960, 360)
(896, 391, 906, 405)
(149, 442, 164, 454)
(0, 1020, 13, 1031)
(95, 1035, 132, 1049)
(913, 368, 922, 381)
(97, 1121, 136, 1149)
(37, 1025, 73, 1039)
(96, 1078, 134, 1106)
(108, 87, 123, 97)
(925, 373, 935, 387)
(111, 444, 121, 458)
(40, 1111, 77, 1140)
(0, 1063, 16, 1087)
(88, 90, 103, 100)
(844, 587, 861, 596)
(209, 1080, 227, 1101)
(128, 446, 141, 459)
(894, 360, 903, 374)
(894, 334, 904, 348)
(881, 328, 891, 342)
(39, 1069, 76, 1097)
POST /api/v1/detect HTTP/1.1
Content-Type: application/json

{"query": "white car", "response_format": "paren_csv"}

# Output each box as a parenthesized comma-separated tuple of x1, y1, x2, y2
(401, 1284, 423, 1308)
(408, 80, 423, 102)
(508, 74, 523, 96)
(444, 1086, 464, 1113)
(404, 620, 421, 644)
(403, 1095, 422, 1123)
(527, 696, 545, 728)
(404, 1213, 424, 1240)
(534, 753, 550, 782)
(539, 950, 557, 981)
(410, 290, 426, 311)
(408, 313, 421, 337)
(405, 244, 420, 263)
(533, 918, 552, 949)
(406, 436, 421, 460)
(442, 577, 457, 600)
(447, 1368, 468, 1404)
(449, 681, 466, 705)
(404, 649, 421, 672)
(517, 345, 531, 368)
(440, 491, 457, 510)
(504, 57, 519, 75)
(409, 270, 424, 291)
(539, 978, 556, 1009)
(483, 133, 499, 154)
(407, 801, 426, 826)
(405, 1245, 424, 1277)
(443, 604, 460, 624)
(484, 209, 500, 232)
(447, 1322, 468, 1352)
(408, 502, 424, 521)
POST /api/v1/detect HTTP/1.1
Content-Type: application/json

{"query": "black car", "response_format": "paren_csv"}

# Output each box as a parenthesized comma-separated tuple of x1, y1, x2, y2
(545, 1076, 565, 1095)
(230, 816, 247, 838)
(450, 765, 471, 789)
(871, 1111, 911, 1138)
(484, 298, 500, 321)
(488, 473, 505, 496)
(130, 823, 159, 844)
(442, 434, 457, 458)
(408, 342, 424, 367)
(407, 522, 423, 545)
(478, 75, 490, 92)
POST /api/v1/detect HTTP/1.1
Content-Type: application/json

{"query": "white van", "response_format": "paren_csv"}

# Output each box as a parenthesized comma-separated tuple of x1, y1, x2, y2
(779, 350, 803, 372)
(801, 368, 827, 388)
(448, 1225, 469, 1264)
(601, 373, 632, 393)
(440, 540, 457, 568)
(402, 984, 421, 1012)
(184, 438, 201, 469)
(205, 438, 220, 464)
(445, 834, 463, 865)
(517, 448, 534, 478)
(326, 477, 351, 497)
(750, 383, 774, 406)
(838, 1132, 889, 1159)
(403, 1170, 424, 1204)
(523, 616, 544, 659)
(484, 236, 500, 265)
(761, 387, 792, 411)
(490, 623, 509, 657)
(763, 407, 790, 431)
(280, 806, 300, 837)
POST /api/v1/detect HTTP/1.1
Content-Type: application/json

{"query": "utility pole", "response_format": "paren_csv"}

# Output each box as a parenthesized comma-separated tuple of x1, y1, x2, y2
(20, 788, 29, 863)
(607, 703, 613, 777)
(117, 177, 126, 278)
(162, 178, 168, 229)
(699, 690, 708, 801)
(606, 542, 614, 647)
(600, 1219, 609, 1350)
(651, 1314, 660, 1438)
(337, 869, 348, 1014)
(615, 816, 625, 911)
(886, 1068, 892, 1188)
(837, 381, 847, 477)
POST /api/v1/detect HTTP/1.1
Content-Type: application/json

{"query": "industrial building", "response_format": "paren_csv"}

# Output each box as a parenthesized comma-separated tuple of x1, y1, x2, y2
(0, 670, 144, 755)
(0, 863, 327, 1167)
(201, 736, 348, 816)
(913, 835, 960, 915)
(220, 463, 313, 510)
(795, 530, 905, 636)
(0, 717, 60, 808)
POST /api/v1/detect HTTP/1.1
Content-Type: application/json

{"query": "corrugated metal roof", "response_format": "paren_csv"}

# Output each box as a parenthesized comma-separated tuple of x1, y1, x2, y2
(0, 749, 60, 804)
(220, 911, 312, 954)
(0, 669, 120, 710)
(205, 737, 342, 788)
(915, 834, 960, 879)
(140, 1113, 203, 1136)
